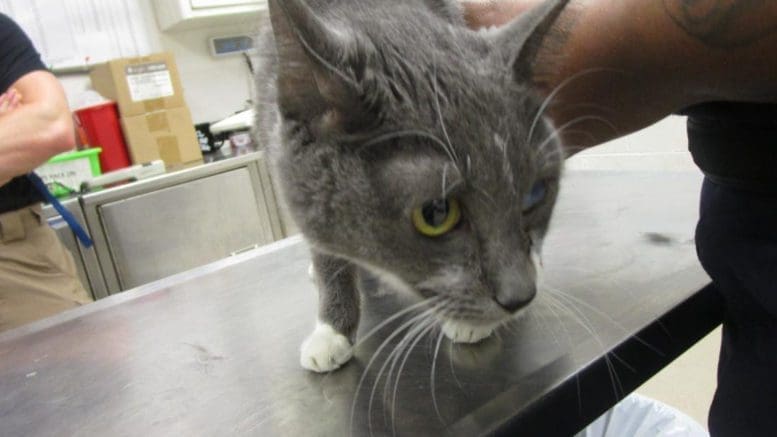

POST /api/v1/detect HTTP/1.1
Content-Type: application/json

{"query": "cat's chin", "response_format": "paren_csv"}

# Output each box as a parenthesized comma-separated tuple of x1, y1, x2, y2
(441, 319, 497, 344)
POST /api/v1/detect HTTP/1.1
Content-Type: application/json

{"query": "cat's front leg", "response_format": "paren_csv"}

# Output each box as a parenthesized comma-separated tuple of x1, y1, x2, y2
(300, 250, 360, 372)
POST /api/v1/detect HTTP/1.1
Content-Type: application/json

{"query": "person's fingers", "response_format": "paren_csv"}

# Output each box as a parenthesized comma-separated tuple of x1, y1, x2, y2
(0, 93, 10, 114)
(463, 1, 496, 29)
(0, 89, 22, 114)
(9, 90, 21, 109)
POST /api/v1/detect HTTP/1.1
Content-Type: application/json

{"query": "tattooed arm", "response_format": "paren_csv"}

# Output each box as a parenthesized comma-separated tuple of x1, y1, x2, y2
(663, 0, 777, 47)
(463, 0, 777, 151)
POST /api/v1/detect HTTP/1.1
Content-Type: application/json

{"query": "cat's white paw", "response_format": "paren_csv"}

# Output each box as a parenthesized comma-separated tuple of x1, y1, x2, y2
(442, 320, 494, 344)
(300, 323, 353, 372)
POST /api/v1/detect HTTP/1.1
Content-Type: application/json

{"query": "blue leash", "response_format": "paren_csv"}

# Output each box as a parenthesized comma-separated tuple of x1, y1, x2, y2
(27, 172, 93, 248)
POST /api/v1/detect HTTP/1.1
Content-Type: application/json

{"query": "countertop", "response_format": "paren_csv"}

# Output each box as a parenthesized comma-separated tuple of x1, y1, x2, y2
(0, 170, 722, 436)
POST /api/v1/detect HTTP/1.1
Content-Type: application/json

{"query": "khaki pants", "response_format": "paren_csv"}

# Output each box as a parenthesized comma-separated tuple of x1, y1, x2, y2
(0, 204, 92, 333)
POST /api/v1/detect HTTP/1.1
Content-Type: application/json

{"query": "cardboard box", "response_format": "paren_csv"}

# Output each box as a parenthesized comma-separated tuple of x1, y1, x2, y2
(120, 106, 203, 170)
(90, 52, 187, 117)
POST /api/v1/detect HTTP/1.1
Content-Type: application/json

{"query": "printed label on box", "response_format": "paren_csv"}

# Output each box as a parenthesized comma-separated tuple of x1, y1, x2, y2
(37, 159, 93, 191)
(125, 62, 175, 102)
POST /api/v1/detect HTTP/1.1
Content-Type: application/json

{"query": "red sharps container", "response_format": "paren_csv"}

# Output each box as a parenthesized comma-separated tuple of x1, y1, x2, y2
(74, 101, 130, 172)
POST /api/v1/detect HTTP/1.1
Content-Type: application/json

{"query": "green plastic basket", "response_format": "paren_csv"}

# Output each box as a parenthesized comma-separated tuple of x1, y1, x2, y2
(36, 148, 102, 197)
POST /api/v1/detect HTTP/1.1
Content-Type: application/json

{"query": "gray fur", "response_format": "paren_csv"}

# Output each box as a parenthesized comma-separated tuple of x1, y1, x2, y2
(255, 0, 569, 363)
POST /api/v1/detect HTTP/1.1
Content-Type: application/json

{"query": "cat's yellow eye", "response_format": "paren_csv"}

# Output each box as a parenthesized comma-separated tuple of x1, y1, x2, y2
(412, 198, 461, 237)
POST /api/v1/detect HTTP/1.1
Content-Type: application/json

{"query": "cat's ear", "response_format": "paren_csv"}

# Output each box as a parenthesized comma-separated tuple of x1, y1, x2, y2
(492, 0, 570, 84)
(268, 0, 376, 133)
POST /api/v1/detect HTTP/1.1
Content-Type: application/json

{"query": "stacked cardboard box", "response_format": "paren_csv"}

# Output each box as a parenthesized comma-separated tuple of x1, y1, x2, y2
(89, 52, 203, 171)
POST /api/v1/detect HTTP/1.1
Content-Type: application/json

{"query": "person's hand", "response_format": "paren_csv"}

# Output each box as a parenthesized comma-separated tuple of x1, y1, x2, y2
(462, 1, 538, 29)
(0, 88, 22, 116)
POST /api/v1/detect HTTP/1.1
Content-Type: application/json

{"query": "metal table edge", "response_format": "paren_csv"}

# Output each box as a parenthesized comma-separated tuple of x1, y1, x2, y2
(0, 235, 305, 344)
(486, 282, 724, 437)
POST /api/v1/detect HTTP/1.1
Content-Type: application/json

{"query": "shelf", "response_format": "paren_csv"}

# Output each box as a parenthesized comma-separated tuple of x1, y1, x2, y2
(154, 0, 268, 32)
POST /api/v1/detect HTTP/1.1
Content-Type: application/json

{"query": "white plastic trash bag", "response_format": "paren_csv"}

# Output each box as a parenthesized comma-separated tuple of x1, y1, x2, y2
(575, 394, 708, 437)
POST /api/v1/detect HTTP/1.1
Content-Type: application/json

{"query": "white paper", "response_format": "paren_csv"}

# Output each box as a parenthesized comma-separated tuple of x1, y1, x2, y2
(0, 0, 152, 70)
(37, 157, 95, 191)
(125, 62, 175, 101)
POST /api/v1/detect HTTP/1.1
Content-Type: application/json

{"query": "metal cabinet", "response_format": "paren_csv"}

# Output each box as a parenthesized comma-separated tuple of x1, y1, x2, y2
(46, 152, 284, 299)
(44, 198, 107, 300)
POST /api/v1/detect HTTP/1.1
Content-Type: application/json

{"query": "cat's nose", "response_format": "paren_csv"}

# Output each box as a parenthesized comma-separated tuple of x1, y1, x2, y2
(495, 290, 534, 313)
(495, 274, 536, 313)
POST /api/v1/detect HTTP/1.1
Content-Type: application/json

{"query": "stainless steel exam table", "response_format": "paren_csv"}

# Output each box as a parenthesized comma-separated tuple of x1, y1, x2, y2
(0, 170, 723, 436)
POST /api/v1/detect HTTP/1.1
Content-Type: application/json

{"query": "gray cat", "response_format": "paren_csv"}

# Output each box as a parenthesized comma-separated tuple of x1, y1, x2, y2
(255, 0, 568, 372)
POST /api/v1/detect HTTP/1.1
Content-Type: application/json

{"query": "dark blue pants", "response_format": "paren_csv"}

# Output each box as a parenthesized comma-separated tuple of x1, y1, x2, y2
(695, 178, 777, 436)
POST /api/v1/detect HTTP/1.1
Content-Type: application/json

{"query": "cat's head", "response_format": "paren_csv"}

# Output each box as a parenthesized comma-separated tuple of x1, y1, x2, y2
(265, 0, 568, 332)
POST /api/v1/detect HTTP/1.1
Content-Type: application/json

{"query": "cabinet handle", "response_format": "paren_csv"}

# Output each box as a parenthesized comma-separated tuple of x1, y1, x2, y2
(230, 244, 260, 256)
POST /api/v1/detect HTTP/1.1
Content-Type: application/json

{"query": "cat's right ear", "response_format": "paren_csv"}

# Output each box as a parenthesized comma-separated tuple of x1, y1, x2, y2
(268, 0, 375, 134)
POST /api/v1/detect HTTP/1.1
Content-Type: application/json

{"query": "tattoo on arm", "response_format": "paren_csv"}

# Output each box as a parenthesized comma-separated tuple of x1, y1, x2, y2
(664, 0, 777, 47)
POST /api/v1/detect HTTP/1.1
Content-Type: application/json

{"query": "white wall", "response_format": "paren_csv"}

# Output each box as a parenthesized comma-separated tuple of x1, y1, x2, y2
(59, 0, 265, 125)
(566, 116, 698, 172)
(57, 3, 695, 172)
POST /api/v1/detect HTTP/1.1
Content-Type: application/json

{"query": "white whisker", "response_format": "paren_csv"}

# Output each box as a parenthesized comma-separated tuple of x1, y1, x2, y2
(544, 285, 665, 357)
(353, 297, 441, 349)
(360, 129, 459, 166)
(430, 328, 447, 425)
(441, 163, 449, 199)
(377, 318, 430, 430)
(390, 321, 439, 436)
(535, 115, 619, 160)
(350, 306, 440, 436)
(531, 296, 565, 348)
(323, 264, 350, 288)
(367, 315, 431, 436)
(542, 291, 626, 399)
(526, 67, 625, 145)
(448, 338, 464, 390)
(470, 183, 497, 208)
(432, 55, 459, 165)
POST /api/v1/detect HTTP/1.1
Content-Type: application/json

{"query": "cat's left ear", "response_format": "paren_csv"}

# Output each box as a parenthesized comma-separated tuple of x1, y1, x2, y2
(490, 0, 570, 84)
(268, 0, 379, 134)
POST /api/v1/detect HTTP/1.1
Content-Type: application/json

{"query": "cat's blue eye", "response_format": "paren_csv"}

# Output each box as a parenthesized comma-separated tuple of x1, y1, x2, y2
(522, 180, 547, 212)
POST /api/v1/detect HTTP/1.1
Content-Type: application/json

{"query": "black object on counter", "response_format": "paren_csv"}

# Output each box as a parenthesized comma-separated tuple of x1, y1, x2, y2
(195, 122, 223, 154)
